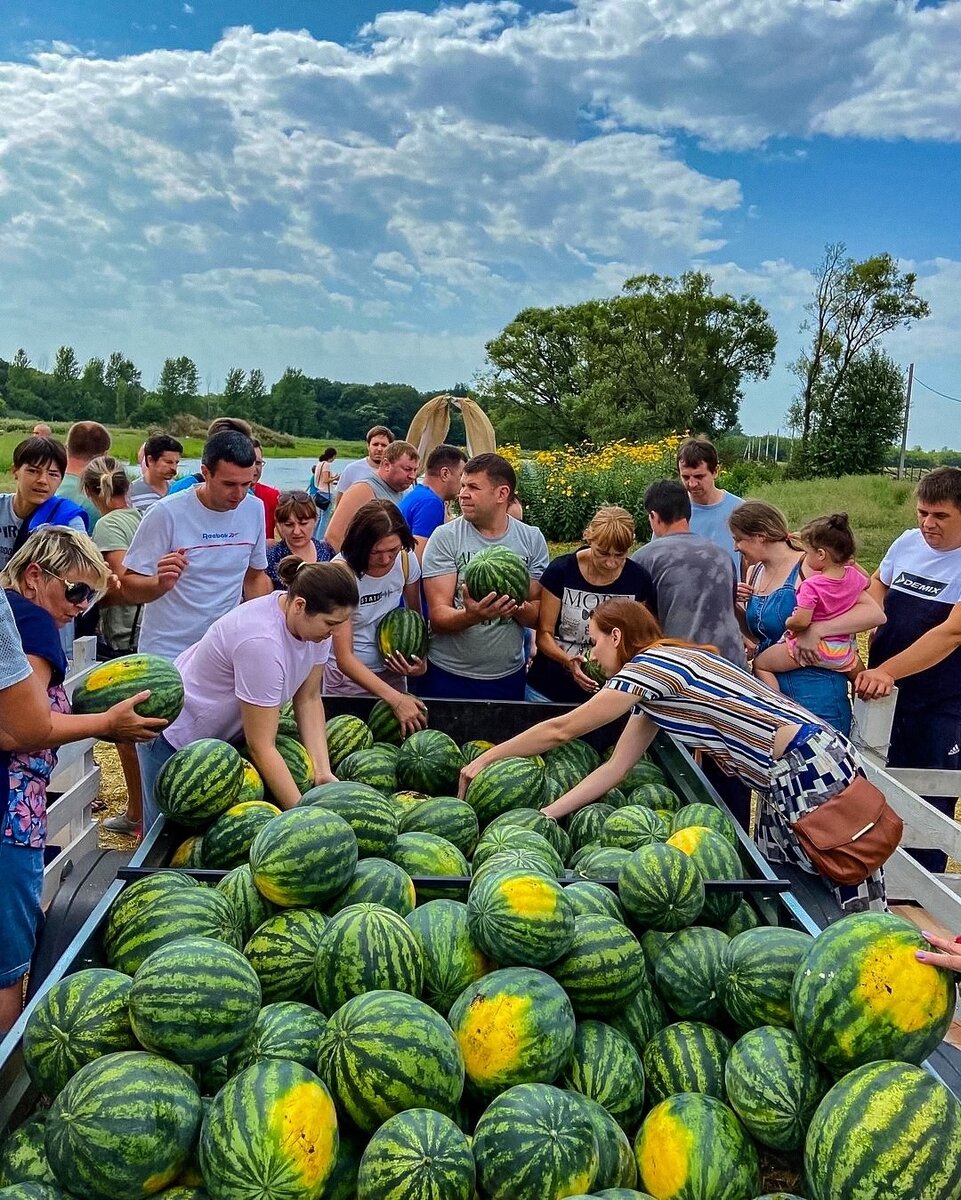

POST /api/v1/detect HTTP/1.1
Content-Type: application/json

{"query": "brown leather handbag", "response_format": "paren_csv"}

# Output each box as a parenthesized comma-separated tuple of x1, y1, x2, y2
(791, 774, 903, 886)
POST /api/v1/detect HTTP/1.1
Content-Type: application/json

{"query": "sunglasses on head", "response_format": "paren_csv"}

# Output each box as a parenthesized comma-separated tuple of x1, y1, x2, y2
(41, 568, 98, 605)
(279, 490, 313, 503)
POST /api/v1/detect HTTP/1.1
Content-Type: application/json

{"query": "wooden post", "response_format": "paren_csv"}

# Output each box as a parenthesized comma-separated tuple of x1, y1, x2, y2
(898, 362, 914, 479)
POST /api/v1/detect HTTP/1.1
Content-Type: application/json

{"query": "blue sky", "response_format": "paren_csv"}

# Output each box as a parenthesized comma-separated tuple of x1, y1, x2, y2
(1, 0, 959, 446)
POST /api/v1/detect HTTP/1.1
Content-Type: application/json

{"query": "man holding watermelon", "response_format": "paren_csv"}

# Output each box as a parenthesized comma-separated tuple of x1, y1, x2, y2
(420, 453, 549, 701)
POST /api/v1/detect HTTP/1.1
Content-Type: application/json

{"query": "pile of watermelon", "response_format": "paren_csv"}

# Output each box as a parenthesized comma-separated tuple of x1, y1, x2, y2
(3, 707, 961, 1200)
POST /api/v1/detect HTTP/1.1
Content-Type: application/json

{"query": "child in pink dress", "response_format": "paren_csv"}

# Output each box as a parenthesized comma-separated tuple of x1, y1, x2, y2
(753, 513, 869, 691)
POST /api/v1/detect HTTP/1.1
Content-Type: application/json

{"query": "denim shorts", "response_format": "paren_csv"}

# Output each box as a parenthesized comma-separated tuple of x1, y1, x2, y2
(0, 841, 44, 986)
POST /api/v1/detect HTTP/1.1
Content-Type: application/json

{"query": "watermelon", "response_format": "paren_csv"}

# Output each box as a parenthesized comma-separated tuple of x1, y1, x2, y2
(635, 1093, 760, 1200)
(103, 880, 241, 976)
(619, 758, 666, 790)
(237, 759, 264, 804)
(628, 781, 680, 813)
(227, 1001, 328, 1074)
(325, 713, 374, 769)
(486, 807, 571, 861)
(314, 902, 425, 1011)
(356, 1109, 474, 1200)
(642, 1020, 732, 1106)
(571, 1095, 638, 1191)
(618, 842, 705, 931)
(70, 653, 184, 723)
(671, 802, 737, 844)
(200, 801, 281, 869)
(129, 935, 261, 1064)
(0, 1185, 71, 1198)
(367, 699, 406, 746)
(466, 757, 547, 826)
(277, 700, 298, 737)
(545, 738, 600, 778)
(571, 845, 631, 881)
(549, 914, 646, 1017)
(405, 899, 490, 1015)
(720, 926, 813, 1029)
(472, 827, 563, 878)
(666, 825, 743, 922)
(327, 857, 416, 917)
(564, 879, 625, 921)
(581, 649, 607, 685)
(169, 836, 204, 867)
(725, 1025, 825, 1152)
(215, 863, 275, 943)
(471, 848, 560, 886)
(609, 979, 670, 1055)
(376, 607, 429, 664)
(243, 909, 327, 1004)
(398, 796, 479, 857)
(320, 1129, 365, 1200)
(391, 789, 430, 816)
(315, 990, 465, 1132)
(336, 746, 398, 793)
(300, 780, 399, 857)
(471, 1083, 599, 1200)
(567, 803, 614, 852)
(44, 1051, 201, 1200)
(467, 868, 575, 967)
(720, 899, 761, 938)
(805, 1060, 961, 1200)
(272, 734, 314, 794)
(448, 966, 575, 1098)
(640, 928, 675, 977)
(199, 1059, 338, 1200)
(463, 546, 530, 606)
(561, 1020, 645, 1131)
(396, 730, 465, 795)
(389, 831, 470, 902)
(250, 807, 358, 908)
(791, 911, 956, 1073)
(653, 926, 729, 1023)
(461, 738, 494, 763)
(22, 969, 136, 1098)
(0, 1116, 56, 1188)
(154, 738, 244, 827)
(600, 805, 667, 851)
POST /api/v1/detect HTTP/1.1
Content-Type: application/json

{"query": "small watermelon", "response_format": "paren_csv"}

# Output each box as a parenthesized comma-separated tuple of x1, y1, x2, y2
(642, 1020, 732, 1106)
(389, 831, 470, 903)
(720, 926, 813, 1029)
(549, 914, 646, 1017)
(618, 842, 705, 931)
(666, 825, 743, 923)
(725, 1025, 826, 1152)
(243, 909, 328, 1004)
(326, 713, 374, 770)
(653, 925, 729, 1023)
(467, 868, 574, 968)
(356, 1108, 475, 1200)
(560, 1020, 645, 1131)
(300, 780, 399, 858)
(376, 607, 429, 665)
(154, 738, 244, 826)
(249, 807, 358, 908)
(399, 797, 479, 858)
(201, 801, 281, 869)
(327, 857, 416, 918)
(367, 699, 406, 746)
(466, 757, 547, 826)
(227, 1001, 328, 1074)
(313, 902, 425, 1011)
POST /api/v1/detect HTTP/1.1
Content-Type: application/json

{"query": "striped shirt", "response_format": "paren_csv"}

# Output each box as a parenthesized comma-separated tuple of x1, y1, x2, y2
(606, 644, 825, 789)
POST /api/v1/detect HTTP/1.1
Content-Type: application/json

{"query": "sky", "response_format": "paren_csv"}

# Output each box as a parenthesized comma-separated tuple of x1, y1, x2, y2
(1, 0, 960, 446)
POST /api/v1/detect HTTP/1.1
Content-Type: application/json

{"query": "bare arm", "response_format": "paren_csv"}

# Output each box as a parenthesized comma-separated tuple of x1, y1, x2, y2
(292, 665, 335, 785)
(330, 620, 427, 734)
(412, 535, 429, 562)
(856, 600, 961, 699)
(543, 715, 659, 819)
(513, 578, 542, 630)
(240, 701, 302, 810)
(324, 483, 373, 553)
(535, 589, 596, 694)
(120, 550, 188, 603)
(785, 606, 814, 633)
(97, 549, 130, 607)
(243, 567, 273, 600)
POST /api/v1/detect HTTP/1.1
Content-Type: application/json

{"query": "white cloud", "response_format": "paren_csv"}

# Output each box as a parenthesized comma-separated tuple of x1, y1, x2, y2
(183, 4, 195, 14)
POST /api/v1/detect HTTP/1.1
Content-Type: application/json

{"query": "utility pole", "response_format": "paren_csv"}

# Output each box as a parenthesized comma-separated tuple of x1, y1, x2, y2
(898, 362, 914, 479)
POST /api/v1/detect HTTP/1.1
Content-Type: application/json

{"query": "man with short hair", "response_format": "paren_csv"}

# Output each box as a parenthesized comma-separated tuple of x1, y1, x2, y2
(0, 437, 89, 570)
(420, 452, 549, 701)
(856, 466, 961, 873)
(58, 421, 111, 527)
(676, 437, 742, 565)
(121, 430, 271, 661)
(130, 434, 184, 512)
(323, 441, 419, 553)
(400, 444, 468, 559)
(167, 417, 253, 496)
(334, 426, 394, 502)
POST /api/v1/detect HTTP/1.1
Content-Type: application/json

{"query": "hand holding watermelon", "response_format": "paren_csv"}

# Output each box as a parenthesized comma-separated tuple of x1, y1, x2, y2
(382, 649, 428, 677)
(101, 690, 169, 742)
(389, 691, 429, 736)
(462, 582, 519, 623)
(916, 929, 961, 974)
(568, 653, 601, 694)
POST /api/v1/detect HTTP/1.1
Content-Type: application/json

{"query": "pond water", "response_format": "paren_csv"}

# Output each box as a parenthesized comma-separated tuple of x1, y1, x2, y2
(177, 456, 362, 491)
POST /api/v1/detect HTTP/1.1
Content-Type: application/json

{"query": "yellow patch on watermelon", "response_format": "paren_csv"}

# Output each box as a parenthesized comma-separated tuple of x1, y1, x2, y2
(557, 1167, 596, 1197)
(83, 658, 145, 690)
(455, 992, 529, 1082)
(170, 836, 202, 867)
(393, 791, 429, 812)
(143, 1166, 180, 1193)
(497, 874, 557, 918)
(228, 800, 281, 819)
(853, 935, 953, 1033)
(666, 826, 710, 856)
(636, 1102, 693, 1198)
(268, 1080, 338, 1190)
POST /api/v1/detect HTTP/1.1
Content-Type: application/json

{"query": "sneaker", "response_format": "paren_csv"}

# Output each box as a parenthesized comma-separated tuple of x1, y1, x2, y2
(102, 813, 142, 836)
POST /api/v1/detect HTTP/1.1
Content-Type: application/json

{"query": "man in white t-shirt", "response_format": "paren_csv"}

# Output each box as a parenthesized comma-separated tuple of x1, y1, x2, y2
(676, 437, 742, 566)
(121, 431, 271, 659)
(334, 425, 394, 502)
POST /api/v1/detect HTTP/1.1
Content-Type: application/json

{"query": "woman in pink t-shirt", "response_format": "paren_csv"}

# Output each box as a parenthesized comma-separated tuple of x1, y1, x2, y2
(753, 513, 870, 690)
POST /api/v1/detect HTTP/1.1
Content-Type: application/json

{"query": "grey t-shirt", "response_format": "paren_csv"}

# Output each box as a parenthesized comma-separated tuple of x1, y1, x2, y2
(633, 532, 746, 667)
(129, 479, 165, 512)
(0, 494, 87, 572)
(422, 516, 550, 680)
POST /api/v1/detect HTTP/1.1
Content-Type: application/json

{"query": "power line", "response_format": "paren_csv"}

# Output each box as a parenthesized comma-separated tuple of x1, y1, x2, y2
(914, 376, 961, 406)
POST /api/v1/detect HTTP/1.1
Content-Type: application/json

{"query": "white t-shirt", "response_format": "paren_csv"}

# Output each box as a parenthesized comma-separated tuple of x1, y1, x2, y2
(123, 487, 268, 659)
(165, 592, 331, 749)
(332, 552, 422, 670)
(335, 458, 376, 496)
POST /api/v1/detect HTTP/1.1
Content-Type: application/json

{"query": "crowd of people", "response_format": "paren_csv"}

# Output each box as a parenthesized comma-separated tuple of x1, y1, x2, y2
(1, 415, 960, 1031)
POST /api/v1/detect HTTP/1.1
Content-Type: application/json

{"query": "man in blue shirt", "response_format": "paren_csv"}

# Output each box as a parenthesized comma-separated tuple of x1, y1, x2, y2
(676, 437, 742, 566)
(399, 444, 468, 560)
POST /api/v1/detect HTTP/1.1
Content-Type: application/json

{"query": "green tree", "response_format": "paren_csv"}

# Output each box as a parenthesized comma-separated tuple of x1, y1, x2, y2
(78, 357, 111, 421)
(221, 367, 248, 417)
(158, 356, 200, 411)
(245, 369, 267, 423)
(790, 243, 929, 476)
(269, 368, 316, 435)
(12, 348, 30, 370)
(53, 345, 80, 382)
(104, 352, 142, 424)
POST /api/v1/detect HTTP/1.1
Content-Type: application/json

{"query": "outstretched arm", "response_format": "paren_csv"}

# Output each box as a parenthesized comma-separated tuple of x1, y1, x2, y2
(542, 714, 659, 819)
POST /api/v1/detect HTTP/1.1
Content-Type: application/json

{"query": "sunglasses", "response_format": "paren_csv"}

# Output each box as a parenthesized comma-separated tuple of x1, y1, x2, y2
(279, 490, 314, 503)
(41, 568, 98, 606)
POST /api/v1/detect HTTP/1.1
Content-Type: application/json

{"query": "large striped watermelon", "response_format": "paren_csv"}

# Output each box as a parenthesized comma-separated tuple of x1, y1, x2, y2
(128, 936, 261, 1064)
(396, 730, 465, 796)
(567, 803, 614, 852)
(405, 899, 490, 1015)
(389, 831, 470, 903)
(314, 902, 424, 1011)
(327, 857, 416, 917)
(564, 879, 625, 922)
(486, 807, 571, 861)
(652, 925, 729, 1023)
(472, 827, 563, 878)
(0, 1115, 56, 1188)
(600, 805, 668, 851)
(336, 746, 398, 794)
(671, 802, 737, 844)
(249, 807, 358, 908)
(466, 757, 546, 826)
(561, 1020, 645, 1132)
(721, 899, 761, 938)
(791, 911, 956, 1073)
(22, 969, 137, 1098)
(215, 863, 275, 943)
(571, 845, 632, 882)
(326, 713, 374, 770)
(227, 1001, 328, 1075)
(199, 1059, 338, 1200)
(376, 607, 429, 664)
(628, 781, 681, 813)
(642, 1020, 732, 1107)
(154, 739, 244, 826)
(243, 909, 328, 1004)
(448, 966, 575, 1099)
(471, 1083, 598, 1200)
(467, 868, 574, 967)
(274, 734, 314, 794)
(619, 757, 666, 791)
(463, 546, 530, 606)
(315, 990, 465, 1132)
(399, 797, 479, 857)
(635, 1093, 760, 1200)
(44, 1051, 201, 1200)
(804, 1060, 961, 1200)
(70, 654, 184, 723)
(618, 842, 705, 932)
(571, 1095, 638, 1192)
(666, 825, 743, 923)
(472, 848, 559, 884)
(300, 780, 399, 857)
(201, 801, 281, 870)
(103, 880, 241, 976)
(720, 926, 812, 1029)
(356, 1108, 475, 1200)
(725, 1025, 825, 1152)
(549, 914, 646, 1017)
(367, 699, 407, 746)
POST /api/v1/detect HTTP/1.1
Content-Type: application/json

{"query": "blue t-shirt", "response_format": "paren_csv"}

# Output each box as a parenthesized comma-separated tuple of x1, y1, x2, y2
(167, 473, 203, 496)
(689, 491, 742, 566)
(399, 484, 445, 539)
(3, 591, 69, 849)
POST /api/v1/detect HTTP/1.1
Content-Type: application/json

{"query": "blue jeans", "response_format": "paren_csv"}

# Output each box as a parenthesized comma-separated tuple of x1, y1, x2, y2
(418, 661, 527, 702)
(0, 843, 44, 986)
(137, 735, 177, 833)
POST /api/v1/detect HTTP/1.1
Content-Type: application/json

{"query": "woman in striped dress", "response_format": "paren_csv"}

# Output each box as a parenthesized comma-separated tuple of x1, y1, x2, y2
(460, 597, 885, 913)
